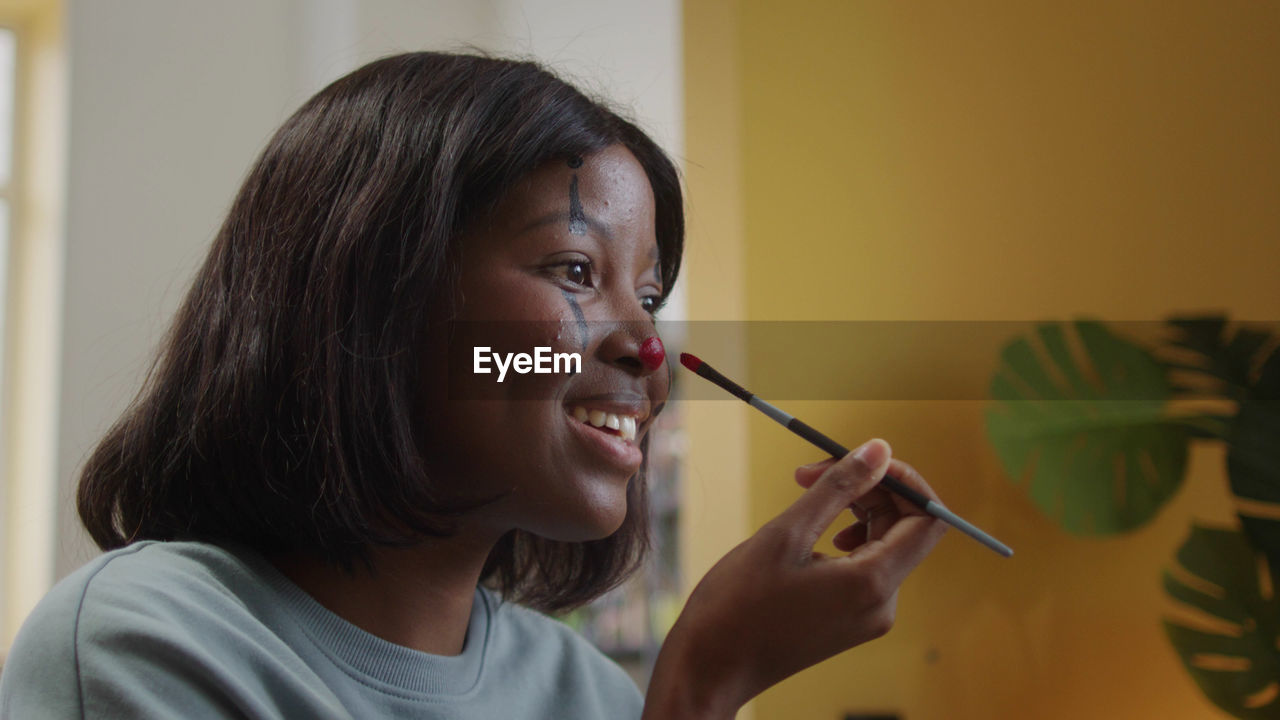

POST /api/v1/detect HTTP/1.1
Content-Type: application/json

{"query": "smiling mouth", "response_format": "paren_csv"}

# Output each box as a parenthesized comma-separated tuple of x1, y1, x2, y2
(568, 406, 640, 442)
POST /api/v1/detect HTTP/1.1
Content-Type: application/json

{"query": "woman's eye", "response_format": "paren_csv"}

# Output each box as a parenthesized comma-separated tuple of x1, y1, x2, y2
(567, 262, 590, 286)
(640, 295, 663, 315)
(553, 260, 594, 288)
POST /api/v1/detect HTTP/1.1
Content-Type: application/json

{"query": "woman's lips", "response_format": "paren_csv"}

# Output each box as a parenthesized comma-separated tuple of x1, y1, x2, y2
(569, 405, 638, 441)
(564, 406, 644, 471)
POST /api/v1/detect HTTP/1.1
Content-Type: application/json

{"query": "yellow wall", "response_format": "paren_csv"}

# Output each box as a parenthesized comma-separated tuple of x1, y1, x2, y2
(683, 1, 1280, 718)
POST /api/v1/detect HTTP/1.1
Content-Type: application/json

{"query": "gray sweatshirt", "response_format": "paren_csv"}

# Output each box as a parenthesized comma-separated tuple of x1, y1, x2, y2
(0, 540, 643, 719)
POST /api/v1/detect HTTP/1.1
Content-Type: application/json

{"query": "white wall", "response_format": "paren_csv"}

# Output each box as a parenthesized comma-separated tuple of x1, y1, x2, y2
(57, 0, 299, 581)
(52, 0, 681, 584)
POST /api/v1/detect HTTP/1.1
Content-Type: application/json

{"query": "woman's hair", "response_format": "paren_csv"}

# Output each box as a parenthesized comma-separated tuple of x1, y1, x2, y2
(77, 52, 684, 612)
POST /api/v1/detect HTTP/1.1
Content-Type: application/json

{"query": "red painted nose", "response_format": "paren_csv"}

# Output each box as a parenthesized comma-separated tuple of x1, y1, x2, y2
(639, 336, 665, 371)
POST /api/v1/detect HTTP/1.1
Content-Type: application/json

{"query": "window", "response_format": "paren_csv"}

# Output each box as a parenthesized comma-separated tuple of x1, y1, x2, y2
(0, 23, 17, 652)
(0, 0, 64, 650)
(0, 24, 15, 442)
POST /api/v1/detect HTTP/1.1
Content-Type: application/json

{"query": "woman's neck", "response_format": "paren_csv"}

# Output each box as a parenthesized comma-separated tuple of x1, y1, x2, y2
(269, 530, 499, 656)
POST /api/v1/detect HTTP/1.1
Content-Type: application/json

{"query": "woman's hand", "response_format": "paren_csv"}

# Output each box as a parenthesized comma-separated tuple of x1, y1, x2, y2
(642, 439, 947, 719)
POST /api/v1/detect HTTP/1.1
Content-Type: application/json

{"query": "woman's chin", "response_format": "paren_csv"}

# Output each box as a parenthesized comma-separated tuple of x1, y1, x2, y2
(585, 508, 630, 541)
(554, 510, 629, 543)
(528, 490, 631, 542)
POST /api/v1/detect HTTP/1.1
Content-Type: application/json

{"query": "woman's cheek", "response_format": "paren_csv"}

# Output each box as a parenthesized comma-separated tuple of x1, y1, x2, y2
(554, 311, 588, 355)
(480, 318, 580, 401)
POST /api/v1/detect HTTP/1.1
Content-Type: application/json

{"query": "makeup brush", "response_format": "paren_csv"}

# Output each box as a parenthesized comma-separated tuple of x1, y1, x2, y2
(679, 352, 1013, 558)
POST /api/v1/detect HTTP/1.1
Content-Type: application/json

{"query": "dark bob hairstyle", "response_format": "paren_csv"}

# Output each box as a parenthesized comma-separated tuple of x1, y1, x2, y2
(77, 52, 684, 612)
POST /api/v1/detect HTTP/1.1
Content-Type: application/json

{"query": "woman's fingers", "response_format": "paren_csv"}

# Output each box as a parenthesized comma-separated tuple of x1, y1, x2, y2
(793, 458, 835, 489)
(831, 523, 869, 553)
(795, 458, 936, 515)
(832, 485, 903, 552)
(797, 457, 937, 498)
(795, 457, 908, 542)
(880, 458, 942, 515)
(773, 439, 891, 549)
(816, 457, 945, 566)
(788, 448, 947, 575)
(848, 486, 895, 521)
(837, 460, 948, 585)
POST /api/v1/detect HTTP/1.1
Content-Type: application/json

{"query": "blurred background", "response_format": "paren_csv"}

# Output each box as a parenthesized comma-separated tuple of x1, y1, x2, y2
(0, 1, 1278, 719)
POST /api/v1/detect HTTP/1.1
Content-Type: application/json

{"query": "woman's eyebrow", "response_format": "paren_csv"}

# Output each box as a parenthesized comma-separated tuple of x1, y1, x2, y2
(518, 210, 615, 241)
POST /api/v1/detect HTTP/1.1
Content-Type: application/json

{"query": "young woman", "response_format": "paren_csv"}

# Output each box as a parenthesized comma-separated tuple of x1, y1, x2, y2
(0, 52, 946, 719)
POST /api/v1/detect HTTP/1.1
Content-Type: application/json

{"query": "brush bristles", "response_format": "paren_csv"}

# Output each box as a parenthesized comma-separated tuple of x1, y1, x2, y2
(680, 354, 753, 403)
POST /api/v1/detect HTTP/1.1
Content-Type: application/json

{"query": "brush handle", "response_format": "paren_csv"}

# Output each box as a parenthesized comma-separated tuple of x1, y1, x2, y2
(786, 417, 933, 509)
(684, 355, 1013, 557)
(791, 415, 1012, 556)
(736, 381, 934, 508)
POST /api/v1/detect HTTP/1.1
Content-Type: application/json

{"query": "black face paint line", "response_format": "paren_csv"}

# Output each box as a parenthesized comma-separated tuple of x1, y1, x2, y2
(560, 288, 589, 352)
(568, 175, 587, 236)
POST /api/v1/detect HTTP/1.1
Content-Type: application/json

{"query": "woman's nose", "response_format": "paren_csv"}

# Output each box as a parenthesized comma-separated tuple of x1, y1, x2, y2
(597, 319, 662, 375)
(639, 337, 666, 371)
(592, 292, 661, 374)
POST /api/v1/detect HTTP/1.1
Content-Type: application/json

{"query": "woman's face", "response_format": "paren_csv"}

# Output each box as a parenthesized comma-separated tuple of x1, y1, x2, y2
(421, 144, 670, 542)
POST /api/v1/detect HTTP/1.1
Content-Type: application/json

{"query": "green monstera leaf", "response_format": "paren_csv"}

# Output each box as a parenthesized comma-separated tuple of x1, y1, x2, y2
(1163, 525, 1280, 719)
(1163, 315, 1277, 403)
(1164, 316, 1280, 565)
(1228, 393, 1280, 568)
(985, 320, 1192, 534)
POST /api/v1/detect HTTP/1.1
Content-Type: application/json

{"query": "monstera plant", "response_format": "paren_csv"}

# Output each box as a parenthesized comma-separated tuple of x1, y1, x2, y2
(985, 316, 1280, 718)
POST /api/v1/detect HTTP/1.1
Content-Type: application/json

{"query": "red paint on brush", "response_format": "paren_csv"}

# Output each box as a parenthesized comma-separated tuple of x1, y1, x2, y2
(679, 352, 702, 372)
(639, 336, 666, 371)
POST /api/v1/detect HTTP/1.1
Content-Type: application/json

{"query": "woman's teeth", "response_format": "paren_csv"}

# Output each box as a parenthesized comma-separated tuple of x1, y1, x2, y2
(571, 406, 638, 441)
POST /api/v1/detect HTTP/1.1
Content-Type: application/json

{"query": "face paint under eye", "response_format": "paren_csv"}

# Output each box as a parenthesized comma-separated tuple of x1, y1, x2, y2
(560, 287, 589, 352)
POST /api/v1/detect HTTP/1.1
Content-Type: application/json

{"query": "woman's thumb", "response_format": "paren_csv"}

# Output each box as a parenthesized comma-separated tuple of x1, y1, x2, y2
(779, 439, 892, 538)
